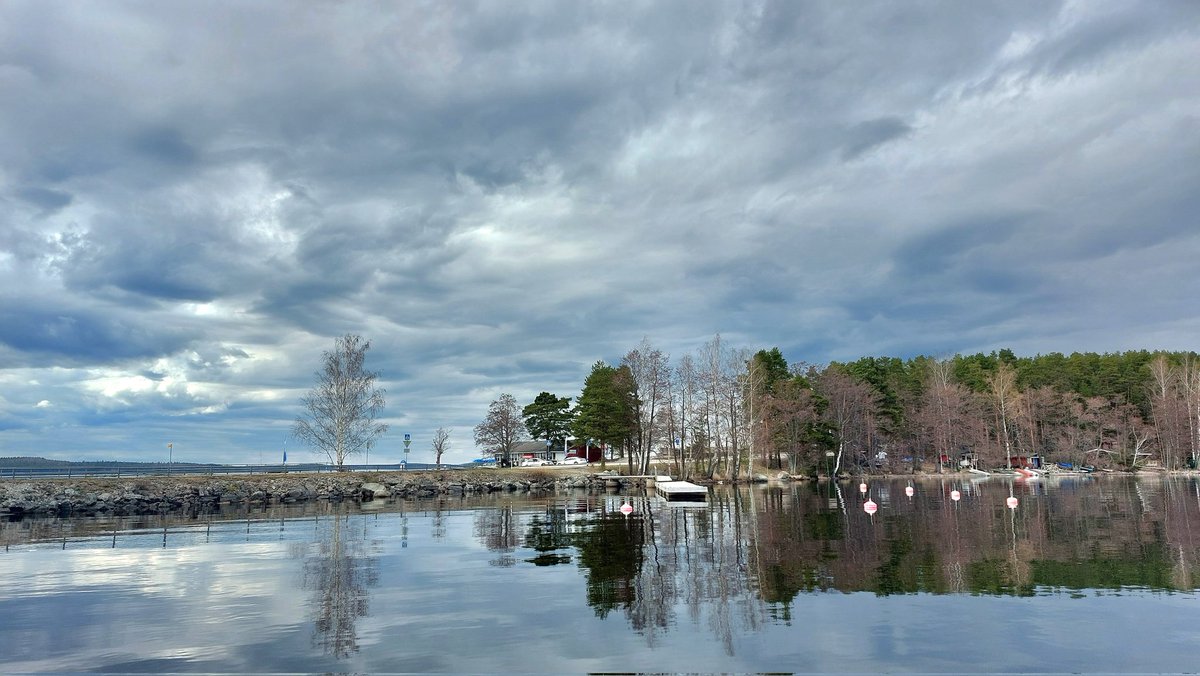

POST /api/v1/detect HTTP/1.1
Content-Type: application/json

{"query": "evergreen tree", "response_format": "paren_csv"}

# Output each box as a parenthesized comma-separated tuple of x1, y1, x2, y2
(522, 392, 575, 449)
(573, 361, 636, 461)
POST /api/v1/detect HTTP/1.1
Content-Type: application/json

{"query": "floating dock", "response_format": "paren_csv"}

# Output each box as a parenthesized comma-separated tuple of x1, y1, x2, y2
(655, 478, 708, 502)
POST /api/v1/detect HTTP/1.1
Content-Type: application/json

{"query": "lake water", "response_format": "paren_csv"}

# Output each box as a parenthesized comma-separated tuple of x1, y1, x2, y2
(2, 476, 1199, 674)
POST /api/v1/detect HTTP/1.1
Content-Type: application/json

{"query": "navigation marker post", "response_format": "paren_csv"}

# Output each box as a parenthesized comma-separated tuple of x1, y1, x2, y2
(403, 433, 411, 470)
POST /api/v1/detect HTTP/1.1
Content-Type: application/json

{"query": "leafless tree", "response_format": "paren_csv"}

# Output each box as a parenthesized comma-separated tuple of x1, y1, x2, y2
(623, 338, 671, 475)
(986, 362, 1021, 469)
(697, 336, 725, 478)
(760, 377, 817, 473)
(473, 394, 526, 467)
(725, 346, 753, 480)
(431, 427, 450, 468)
(1179, 357, 1200, 466)
(669, 354, 700, 478)
(293, 334, 388, 469)
(692, 335, 752, 479)
(916, 358, 972, 472)
(1016, 386, 1061, 458)
(814, 366, 880, 476)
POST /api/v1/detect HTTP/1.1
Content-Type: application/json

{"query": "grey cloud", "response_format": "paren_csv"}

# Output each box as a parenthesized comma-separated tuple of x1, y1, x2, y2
(1032, 1, 1200, 77)
(841, 117, 913, 160)
(15, 186, 72, 211)
(129, 127, 199, 167)
(895, 214, 1029, 277)
(0, 298, 191, 364)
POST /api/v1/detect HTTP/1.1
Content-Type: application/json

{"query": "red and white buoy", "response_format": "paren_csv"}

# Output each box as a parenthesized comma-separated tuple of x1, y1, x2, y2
(1006, 496, 1019, 509)
(859, 482, 868, 494)
(864, 499, 878, 515)
(905, 485, 914, 498)
(620, 501, 634, 515)
(950, 489, 961, 502)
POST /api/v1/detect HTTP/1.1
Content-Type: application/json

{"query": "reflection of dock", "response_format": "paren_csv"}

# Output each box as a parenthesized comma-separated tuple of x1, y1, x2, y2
(654, 476, 707, 502)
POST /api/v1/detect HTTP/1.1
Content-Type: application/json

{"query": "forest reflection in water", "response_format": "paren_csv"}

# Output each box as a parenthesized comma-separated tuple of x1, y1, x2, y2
(2, 476, 1200, 670)
(472, 476, 1200, 647)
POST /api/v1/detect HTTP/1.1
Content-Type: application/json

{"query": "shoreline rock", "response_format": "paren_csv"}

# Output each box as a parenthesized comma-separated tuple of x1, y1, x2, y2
(0, 469, 647, 518)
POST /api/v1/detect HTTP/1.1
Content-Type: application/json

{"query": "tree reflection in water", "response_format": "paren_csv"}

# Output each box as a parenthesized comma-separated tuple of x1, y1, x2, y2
(474, 504, 520, 567)
(493, 477, 1200, 655)
(569, 492, 766, 654)
(298, 510, 380, 658)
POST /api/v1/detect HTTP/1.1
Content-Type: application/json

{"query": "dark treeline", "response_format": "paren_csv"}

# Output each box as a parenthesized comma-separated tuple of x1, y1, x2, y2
(484, 337, 1200, 478)
(807, 348, 1200, 474)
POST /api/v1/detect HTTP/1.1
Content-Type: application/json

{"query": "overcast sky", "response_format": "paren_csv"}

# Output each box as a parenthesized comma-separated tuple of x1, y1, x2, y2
(2, 1, 1198, 465)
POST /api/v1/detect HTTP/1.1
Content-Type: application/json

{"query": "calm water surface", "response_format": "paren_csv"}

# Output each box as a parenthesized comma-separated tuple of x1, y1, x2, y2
(2, 476, 1200, 673)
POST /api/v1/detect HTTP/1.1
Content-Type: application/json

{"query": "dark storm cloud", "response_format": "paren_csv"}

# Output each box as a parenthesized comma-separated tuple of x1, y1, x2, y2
(894, 214, 1029, 277)
(0, 0, 1196, 462)
(15, 186, 73, 212)
(841, 117, 913, 161)
(0, 296, 192, 363)
(129, 127, 200, 167)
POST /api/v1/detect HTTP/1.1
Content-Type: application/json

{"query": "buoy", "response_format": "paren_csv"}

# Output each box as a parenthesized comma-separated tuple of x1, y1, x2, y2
(864, 499, 878, 515)
(620, 501, 633, 515)
(859, 482, 868, 494)
(1006, 496, 1019, 509)
(905, 485, 914, 498)
(950, 489, 961, 502)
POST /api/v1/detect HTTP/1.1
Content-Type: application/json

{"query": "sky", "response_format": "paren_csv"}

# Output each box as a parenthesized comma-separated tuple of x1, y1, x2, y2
(2, 1, 1198, 465)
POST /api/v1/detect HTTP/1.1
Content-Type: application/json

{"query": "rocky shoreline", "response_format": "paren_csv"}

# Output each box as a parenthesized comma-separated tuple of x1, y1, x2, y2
(0, 469, 647, 518)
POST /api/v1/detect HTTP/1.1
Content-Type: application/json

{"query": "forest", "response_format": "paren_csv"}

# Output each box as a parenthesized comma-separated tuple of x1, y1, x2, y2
(486, 337, 1200, 480)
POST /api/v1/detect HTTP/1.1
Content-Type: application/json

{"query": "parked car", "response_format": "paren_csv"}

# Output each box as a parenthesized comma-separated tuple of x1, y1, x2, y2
(520, 458, 551, 467)
(561, 456, 587, 465)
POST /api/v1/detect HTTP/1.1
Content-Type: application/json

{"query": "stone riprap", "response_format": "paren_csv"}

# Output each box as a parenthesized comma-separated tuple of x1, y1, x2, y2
(0, 470, 645, 517)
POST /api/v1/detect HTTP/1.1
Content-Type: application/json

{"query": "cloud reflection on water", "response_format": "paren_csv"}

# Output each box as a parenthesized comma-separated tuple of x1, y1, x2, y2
(2, 479, 1200, 672)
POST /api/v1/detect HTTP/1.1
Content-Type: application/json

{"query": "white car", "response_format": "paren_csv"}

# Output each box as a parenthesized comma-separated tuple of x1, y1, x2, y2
(520, 458, 551, 467)
(561, 456, 588, 465)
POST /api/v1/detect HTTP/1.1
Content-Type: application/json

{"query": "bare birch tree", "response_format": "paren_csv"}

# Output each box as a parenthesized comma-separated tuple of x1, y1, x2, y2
(672, 354, 699, 478)
(622, 338, 670, 475)
(293, 334, 388, 469)
(692, 334, 751, 479)
(918, 358, 962, 472)
(1181, 357, 1200, 467)
(986, 362, 1021, 469)
(1148, 355, 1187, 469)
